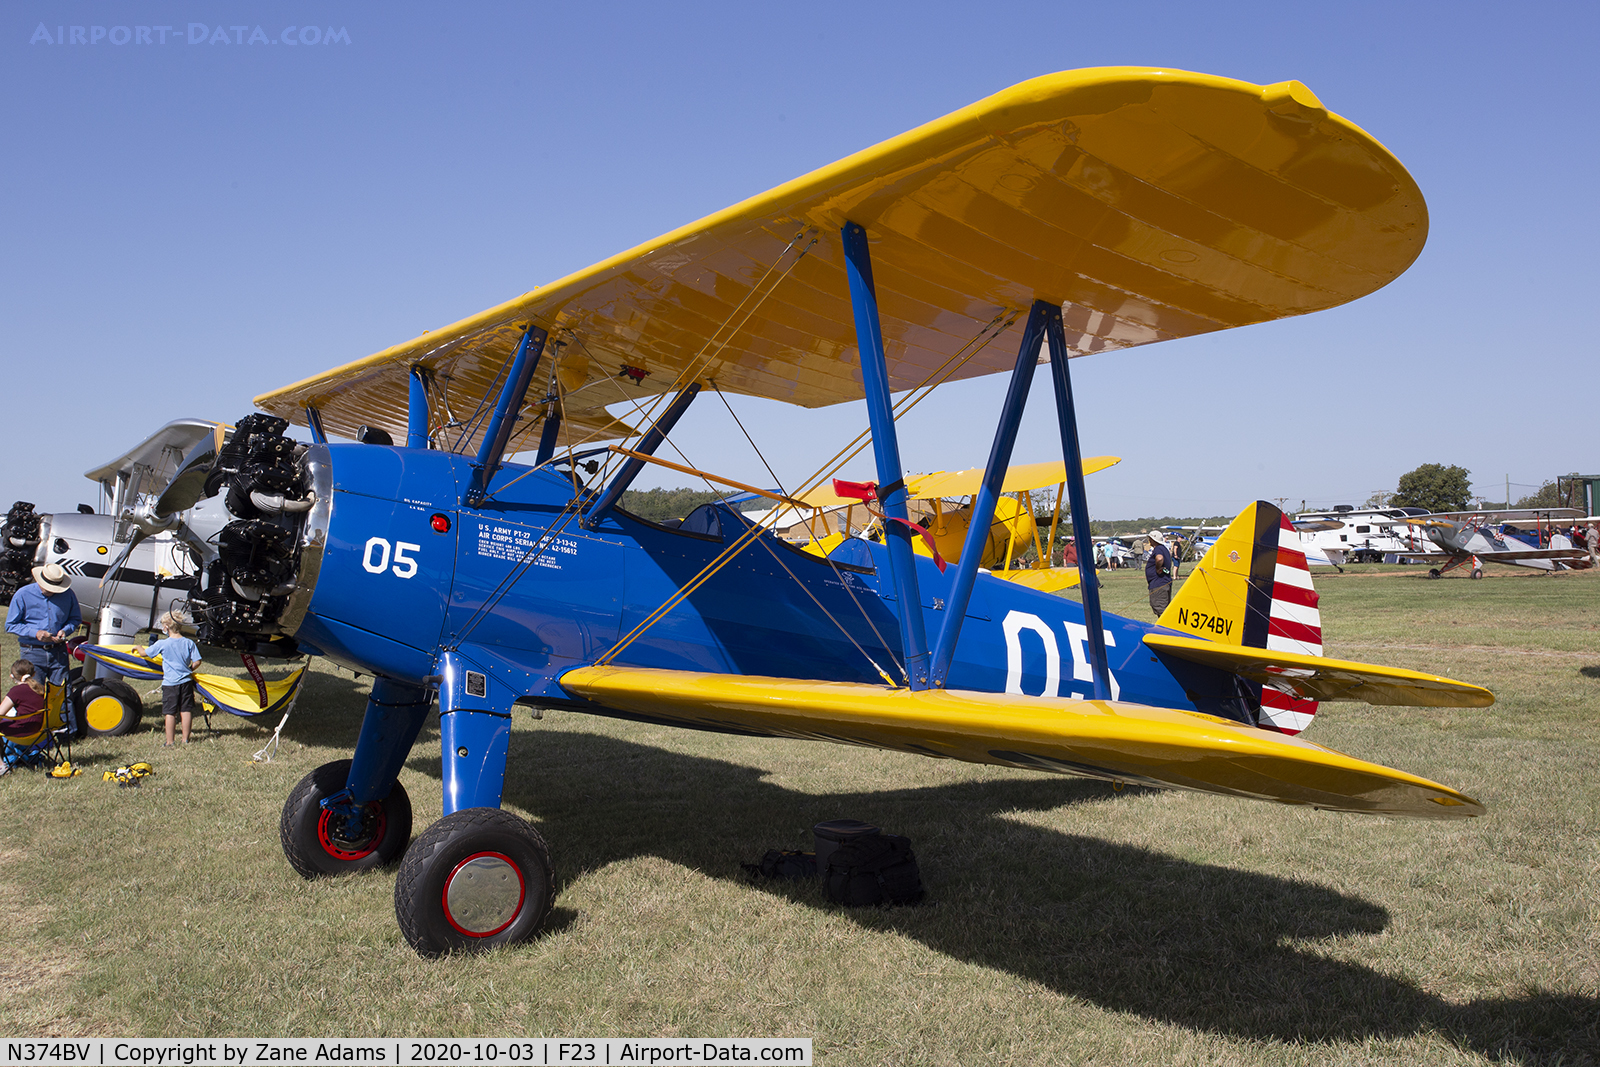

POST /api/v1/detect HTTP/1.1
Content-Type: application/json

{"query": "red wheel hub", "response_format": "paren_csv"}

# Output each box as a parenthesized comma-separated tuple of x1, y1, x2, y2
(316, 804, 386, 861)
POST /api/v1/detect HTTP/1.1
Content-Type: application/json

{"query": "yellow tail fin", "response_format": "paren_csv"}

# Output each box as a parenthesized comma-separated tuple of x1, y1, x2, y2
(1157, 501, 1324, 732)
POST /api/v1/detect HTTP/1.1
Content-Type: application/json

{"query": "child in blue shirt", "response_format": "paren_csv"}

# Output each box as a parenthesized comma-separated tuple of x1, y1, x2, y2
(135, 611, 203, 746)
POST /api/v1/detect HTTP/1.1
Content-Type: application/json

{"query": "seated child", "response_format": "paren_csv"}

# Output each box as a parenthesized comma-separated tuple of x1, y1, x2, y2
(0, 659, 47, 741)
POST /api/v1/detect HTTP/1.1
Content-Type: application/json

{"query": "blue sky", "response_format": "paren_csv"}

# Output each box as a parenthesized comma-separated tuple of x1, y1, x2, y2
(4, 1, 1595, 518)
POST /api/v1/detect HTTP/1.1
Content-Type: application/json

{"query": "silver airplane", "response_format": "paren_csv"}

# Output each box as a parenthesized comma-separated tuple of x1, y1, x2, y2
(0, 417, 307, 733)
(1393, 508, 1589, 578)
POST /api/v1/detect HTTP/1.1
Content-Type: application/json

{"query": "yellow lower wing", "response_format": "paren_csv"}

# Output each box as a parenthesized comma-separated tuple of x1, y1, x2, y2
(1143, 633, 1494, 708)
(559, 667, 1481, 819)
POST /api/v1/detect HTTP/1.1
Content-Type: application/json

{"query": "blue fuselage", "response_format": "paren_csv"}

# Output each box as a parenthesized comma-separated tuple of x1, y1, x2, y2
(292, 443, 1196, 715)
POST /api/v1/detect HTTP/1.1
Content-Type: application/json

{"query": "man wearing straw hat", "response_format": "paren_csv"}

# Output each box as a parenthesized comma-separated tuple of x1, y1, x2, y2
(1144, 529, 1176, 618)
(4, 562, 82, 685)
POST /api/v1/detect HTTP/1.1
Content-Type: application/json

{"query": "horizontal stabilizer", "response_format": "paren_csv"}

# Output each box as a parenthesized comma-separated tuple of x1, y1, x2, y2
(560, 666, 1482, 819)
(1143, 633, 1493, 708)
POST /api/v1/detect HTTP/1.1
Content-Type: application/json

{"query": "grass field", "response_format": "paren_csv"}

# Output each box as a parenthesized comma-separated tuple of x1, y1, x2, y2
(2, 565, 1596, 1064)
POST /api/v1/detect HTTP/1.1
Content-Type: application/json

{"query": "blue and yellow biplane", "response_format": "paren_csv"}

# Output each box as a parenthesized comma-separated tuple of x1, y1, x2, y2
(168, 68, 1490, 956)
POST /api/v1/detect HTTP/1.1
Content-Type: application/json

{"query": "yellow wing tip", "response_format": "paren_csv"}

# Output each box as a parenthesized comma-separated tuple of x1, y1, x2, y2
(1261, 79, 1326, 118)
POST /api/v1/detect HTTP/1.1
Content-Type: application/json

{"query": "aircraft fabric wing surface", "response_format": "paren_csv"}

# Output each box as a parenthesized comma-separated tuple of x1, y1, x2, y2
(559, 667, 1481, 818)
(1142, 633, 1494, 708)
(255, 68, 1427, 451)
(907, 456, 1121, 499)
(1474, 548, 1589, 562)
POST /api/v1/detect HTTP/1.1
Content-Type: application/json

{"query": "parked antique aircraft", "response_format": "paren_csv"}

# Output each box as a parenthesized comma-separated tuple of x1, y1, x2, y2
(795, 458, 1120, 592)
(129, 68, 1495, 957)
(2, 419, 312, 732)
(1394, 508, 1588, 577)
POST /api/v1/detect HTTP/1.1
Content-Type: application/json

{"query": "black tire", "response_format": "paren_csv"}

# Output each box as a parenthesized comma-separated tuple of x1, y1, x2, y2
(280, 759, 412, 878)
(1471, 568, 1483, 579)
(79, 679, 143, 737)
(1428, 568, 1441, 579)
(394, 808, 554, 958)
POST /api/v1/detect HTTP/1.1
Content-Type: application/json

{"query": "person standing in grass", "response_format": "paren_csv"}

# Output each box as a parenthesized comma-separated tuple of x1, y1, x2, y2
(5, 562, 81, 685)
(1145, 529, 1175, 617)
(134, 611, 202, 746)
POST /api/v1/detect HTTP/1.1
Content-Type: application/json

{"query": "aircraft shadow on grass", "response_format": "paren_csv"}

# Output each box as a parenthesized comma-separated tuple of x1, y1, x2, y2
(398, 729, 1597, 1064)
(277, 675, 1594, 1062)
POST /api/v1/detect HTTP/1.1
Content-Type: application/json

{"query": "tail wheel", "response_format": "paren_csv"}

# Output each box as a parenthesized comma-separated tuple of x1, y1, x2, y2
(394, 808, 554, 958)
(80, 679, 143, 736)
(280, 759, 412, 878)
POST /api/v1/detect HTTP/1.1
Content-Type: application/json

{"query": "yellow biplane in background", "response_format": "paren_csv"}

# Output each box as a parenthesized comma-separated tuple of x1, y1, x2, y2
(793, 458, 1120, 592)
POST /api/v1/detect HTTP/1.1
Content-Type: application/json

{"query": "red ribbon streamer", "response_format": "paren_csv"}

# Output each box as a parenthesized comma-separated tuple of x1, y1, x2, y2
(830, 479, 947, 571)
(240, 652, 269, 709)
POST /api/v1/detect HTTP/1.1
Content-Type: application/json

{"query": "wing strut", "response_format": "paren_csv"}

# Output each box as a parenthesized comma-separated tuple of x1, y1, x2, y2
(464, 325, 548, 507)
(842, 222, 930, 689)
(534, 392, 561, 465)
(407, 365, 432, 450)
(583, 383, 702, 528)
(1046, 304, 1112, 700)
(929, 302, 1049, 687)
(304, 405, 327, 445)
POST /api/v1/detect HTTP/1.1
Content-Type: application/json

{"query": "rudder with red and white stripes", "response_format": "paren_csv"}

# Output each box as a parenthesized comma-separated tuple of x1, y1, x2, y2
(1157, 502, 1322, 734)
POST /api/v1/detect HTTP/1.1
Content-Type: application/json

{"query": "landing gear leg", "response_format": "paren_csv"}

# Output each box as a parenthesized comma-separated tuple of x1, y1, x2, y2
(393, 651, 552, 956)
(280, 678, 431, 877)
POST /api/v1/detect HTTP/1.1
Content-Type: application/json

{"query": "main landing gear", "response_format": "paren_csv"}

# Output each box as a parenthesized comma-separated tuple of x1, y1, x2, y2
(276, 669, 555, 956)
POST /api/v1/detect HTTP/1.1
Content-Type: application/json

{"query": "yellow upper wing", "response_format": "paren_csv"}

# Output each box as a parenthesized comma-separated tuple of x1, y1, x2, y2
(255, 68, 1426, 450)
(559, 667, 1479, 819)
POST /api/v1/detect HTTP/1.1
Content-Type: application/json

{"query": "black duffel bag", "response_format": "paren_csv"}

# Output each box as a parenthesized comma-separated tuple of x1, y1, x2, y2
(823, 832, 924, 906)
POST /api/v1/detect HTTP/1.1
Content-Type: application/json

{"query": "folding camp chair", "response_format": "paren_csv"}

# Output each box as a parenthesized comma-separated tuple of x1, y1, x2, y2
(0, 681, 70, 772)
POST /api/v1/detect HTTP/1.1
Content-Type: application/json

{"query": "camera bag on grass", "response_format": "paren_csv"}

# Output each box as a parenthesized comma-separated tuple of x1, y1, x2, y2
(823, 832, 925, 906)
(741, 848, 817, 881)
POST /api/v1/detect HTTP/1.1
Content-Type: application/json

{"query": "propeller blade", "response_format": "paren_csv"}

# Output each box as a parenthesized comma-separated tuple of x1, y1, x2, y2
(153, 430, 224, 515)
(100, 528, 147, 588)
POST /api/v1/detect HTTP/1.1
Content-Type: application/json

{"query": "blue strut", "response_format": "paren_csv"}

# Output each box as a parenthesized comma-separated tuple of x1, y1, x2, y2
(841, 222, 929, 689)
(407, 366, 432, 450)
(464, 325, 548, 507)
(583, 383, 702, 528)
(304, 405, 327, 445)
(436, 650, 515, 813)
(1045, 306, 1111, 700)
(326, 677, 433, 836)
(534, 396, 562, 465)
(929, 302, 1051, 688)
